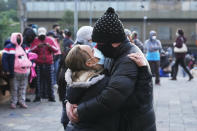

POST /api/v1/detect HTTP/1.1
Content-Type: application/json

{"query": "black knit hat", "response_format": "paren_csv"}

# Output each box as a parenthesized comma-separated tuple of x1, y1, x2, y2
(92, 7, 126, 44)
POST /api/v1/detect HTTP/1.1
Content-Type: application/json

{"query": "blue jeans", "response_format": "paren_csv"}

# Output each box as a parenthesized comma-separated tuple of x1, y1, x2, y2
(53, 55, 60, 85)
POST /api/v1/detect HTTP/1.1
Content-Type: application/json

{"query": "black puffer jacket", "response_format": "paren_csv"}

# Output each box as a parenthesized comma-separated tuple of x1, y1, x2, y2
(77, 40, 156, 131)
(65, 69, 120, 131)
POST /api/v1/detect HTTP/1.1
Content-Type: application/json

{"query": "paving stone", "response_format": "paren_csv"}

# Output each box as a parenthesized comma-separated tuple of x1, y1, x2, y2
(0, 77, 197, 131)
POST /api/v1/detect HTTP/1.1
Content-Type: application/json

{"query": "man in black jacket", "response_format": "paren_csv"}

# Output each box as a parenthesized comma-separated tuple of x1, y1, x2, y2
(66, 7, 156, 131)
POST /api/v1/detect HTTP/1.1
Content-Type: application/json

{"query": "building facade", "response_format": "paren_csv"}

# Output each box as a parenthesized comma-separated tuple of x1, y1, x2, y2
(22, 0, 197, 49)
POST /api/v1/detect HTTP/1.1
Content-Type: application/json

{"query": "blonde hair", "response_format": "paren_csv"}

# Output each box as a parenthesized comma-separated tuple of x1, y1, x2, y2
(65, 45, 91, 72)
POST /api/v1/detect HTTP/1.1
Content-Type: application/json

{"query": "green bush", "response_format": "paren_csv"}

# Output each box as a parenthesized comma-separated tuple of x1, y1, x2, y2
(0, 10, 19, 49)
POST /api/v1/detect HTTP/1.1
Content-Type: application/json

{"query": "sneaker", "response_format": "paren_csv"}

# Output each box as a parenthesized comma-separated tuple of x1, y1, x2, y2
(10, 103, 16, 109)
(33, 97, 41, 102)
(188, 76, 194, 81)
(19, 103, 28, 109)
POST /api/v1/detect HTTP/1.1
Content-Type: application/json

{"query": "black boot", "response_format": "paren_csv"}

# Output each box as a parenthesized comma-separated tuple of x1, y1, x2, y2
(33, 97, 41, 102)
(48, 97, 56, 102)
(188, 76, 194, 81)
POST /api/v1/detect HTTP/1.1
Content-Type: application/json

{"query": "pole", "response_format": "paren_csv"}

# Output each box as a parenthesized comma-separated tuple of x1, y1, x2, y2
(17, 0, 24, 32)
(89, 0, 92, 26)
(143, 16, 147, 43)
(74, 0, 78, 39)
(17, 0, 27, 32)
(22, 0, 27, 28)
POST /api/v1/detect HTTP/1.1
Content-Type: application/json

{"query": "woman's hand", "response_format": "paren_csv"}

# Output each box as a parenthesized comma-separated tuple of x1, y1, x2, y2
(66, 102, 79, 123)
(128, 53, 147, 67)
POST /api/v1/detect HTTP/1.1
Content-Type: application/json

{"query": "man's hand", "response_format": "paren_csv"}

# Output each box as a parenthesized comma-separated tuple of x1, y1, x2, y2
(128, 53, 147, 67)
(66, 102, 79, 123)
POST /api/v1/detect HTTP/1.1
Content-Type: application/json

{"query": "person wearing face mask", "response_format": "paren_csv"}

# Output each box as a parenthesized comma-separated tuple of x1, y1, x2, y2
(2, 33, 32, 109)
(56, 26, 94, 130)
(22, 27, 37, 102)
(144, 30, 162, 85)
(51, 24, 64, 41)
(124, 29, 144, 53)
(74, 26, 95, 48)
(31, 27, 58, 102)
(64, 45, 114, 131)
(63, 29, 74, 55)
(171, 29, 193, 81)
(64, 44, 149, 131)
(66, 7, 156, 131)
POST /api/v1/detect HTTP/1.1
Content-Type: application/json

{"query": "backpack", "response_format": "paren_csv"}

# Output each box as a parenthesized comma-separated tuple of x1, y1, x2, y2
(14, 45, 32, 74)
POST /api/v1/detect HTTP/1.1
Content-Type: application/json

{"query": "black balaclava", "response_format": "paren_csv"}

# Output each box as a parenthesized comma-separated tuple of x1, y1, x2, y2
(38, 35, 46, 41)
(97, 43, 121, 58)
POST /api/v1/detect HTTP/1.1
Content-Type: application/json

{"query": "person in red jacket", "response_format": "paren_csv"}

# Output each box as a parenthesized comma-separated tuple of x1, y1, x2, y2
(31, 27, 58, 102)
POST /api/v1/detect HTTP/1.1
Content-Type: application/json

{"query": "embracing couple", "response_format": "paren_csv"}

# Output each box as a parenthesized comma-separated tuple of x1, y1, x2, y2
(64, 7, 156, 131)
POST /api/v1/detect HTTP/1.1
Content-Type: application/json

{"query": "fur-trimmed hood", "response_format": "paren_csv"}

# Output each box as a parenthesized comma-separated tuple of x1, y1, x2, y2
(65, 69, 105, 88)
(10, 33, 23, 46)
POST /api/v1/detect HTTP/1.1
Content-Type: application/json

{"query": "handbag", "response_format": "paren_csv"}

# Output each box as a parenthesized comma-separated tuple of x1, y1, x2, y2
(174, 43, 188, 53)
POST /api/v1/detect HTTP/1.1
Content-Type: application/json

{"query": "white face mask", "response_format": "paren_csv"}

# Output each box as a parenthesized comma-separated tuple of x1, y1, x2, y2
(176, 32, 179, 36)
(152, 36, 157, 40)
(93, 48, 105, 65)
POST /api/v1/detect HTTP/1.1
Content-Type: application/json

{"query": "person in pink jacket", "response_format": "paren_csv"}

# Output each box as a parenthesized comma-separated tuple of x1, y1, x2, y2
(31, 27, 58, 102)
(2, 33, 32, 109)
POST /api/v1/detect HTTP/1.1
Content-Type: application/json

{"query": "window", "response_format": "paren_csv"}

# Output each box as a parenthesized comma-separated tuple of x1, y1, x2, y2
(157, 26, 171, 40)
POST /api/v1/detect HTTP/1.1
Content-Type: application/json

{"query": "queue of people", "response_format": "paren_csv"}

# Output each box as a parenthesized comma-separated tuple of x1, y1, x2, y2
(0, 6, 196, 131)
(0, 23, 74, 108)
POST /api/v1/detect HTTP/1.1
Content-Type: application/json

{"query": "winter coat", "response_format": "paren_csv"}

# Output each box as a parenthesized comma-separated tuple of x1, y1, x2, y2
(174, 36, 187, 59)
(65, 69, 120, 131)
(57, 51, 70, 126)
(145, 32, 162, 61)
(2, 33, 32, 78)
(133, 38, 144, 52)
(145, 39, 162, 61)
(30, 36, 58, 64)
(63, 37, 74, 54)
(77, 40, 156, 131)
(51, 37, 61, 56)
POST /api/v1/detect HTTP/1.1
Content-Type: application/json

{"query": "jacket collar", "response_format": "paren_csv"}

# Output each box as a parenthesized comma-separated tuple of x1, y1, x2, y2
(65, 69, 105, 88)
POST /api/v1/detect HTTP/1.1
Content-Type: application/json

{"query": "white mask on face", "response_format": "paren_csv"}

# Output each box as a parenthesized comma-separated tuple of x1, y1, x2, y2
(152, 36, 157, 40)
(93, 48, 105, 65)
(176, 32, 179, 36)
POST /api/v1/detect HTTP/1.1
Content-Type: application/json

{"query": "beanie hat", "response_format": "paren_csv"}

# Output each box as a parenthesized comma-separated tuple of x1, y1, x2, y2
(75, 26, 93, 44)
(92, 7, 126, 44)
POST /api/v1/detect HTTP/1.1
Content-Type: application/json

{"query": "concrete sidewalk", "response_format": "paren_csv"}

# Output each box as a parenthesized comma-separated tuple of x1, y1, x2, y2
(0, 89, 63, 131)
(0, 77, 196, 131)
(154, 77, 197, 131)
